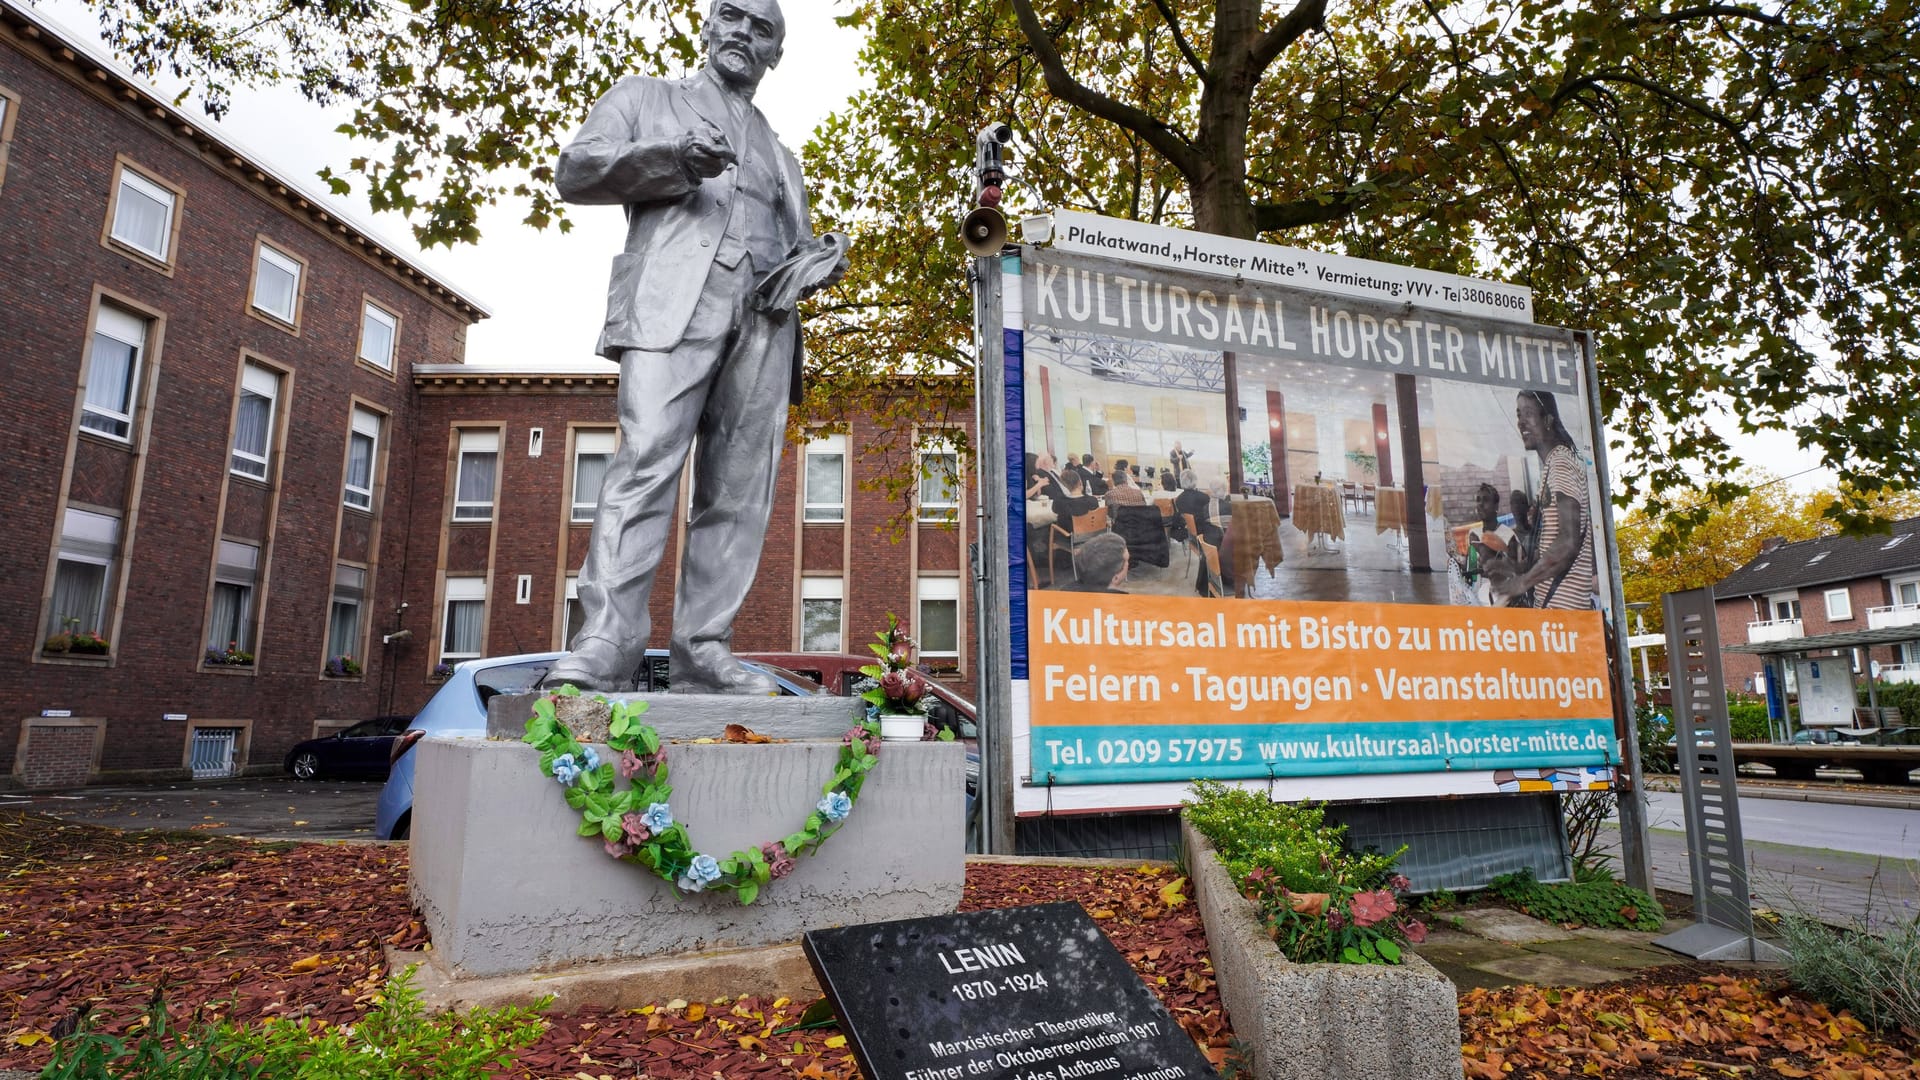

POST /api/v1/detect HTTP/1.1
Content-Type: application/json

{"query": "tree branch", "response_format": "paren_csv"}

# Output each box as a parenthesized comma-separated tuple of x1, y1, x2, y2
(1148, 0, 1210, 85)
(1625, 5, 1788, 30)
(1250, 0, 1329, 77)
(1009, 0, 1203, 179)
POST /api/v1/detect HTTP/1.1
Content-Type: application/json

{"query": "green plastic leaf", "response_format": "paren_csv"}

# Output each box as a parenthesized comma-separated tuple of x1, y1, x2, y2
(737, 881, 759, 905)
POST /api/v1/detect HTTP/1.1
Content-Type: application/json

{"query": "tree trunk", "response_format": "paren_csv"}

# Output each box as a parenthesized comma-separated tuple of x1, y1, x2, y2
(1194, 2, 1259, 240)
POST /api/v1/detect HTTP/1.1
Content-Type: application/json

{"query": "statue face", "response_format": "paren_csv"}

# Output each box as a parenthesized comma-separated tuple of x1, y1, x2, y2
(702, 0, 785, 90)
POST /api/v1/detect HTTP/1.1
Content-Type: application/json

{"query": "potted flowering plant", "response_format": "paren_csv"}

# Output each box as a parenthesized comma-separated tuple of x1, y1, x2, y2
(44, 619, 109, 656)
(854, 614, 940, 742)
(203, 641, 255, 667)
(432, 661, 455, 679)
(323, 654, 363, 678)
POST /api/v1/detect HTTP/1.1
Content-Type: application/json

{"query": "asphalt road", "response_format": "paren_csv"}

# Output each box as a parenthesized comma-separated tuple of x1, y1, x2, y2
(1640, 789, 1920, 861)
(0, 775, 384, 841)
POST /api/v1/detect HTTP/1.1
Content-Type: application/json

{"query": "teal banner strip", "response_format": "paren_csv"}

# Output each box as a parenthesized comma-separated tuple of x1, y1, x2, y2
(1028, 719, 1614, 784)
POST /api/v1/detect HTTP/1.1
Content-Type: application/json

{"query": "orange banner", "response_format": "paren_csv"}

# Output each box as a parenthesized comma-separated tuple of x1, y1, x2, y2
(1028, 593, 1615, 727)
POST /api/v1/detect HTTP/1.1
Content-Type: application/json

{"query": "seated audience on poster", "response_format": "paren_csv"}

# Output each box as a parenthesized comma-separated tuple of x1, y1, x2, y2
(1060, 533, 1130, 593)
(1105, 469, 1147, 507)
(1109, 503, 1171, 568)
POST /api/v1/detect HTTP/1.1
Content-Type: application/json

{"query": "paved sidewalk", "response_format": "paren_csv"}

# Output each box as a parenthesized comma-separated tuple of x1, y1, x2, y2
(1412, 905, 1775, 993)
(0, 775, 383, 841)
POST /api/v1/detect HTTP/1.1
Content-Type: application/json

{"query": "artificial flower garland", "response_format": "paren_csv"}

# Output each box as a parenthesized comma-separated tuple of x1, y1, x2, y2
(523, 685, 882, 905)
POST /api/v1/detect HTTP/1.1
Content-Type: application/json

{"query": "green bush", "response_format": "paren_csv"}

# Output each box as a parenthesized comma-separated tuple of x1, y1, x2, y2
(1484, 868, 1665, 931)
(1185, 781, 1422, 965)
(1778, 913, 1920, 1033)
(1724, 700, 1773, 741)
(39, 969, 547, 1080)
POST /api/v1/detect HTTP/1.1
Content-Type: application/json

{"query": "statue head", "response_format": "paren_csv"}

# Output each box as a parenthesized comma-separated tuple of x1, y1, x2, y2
(702, 0, 785, 92)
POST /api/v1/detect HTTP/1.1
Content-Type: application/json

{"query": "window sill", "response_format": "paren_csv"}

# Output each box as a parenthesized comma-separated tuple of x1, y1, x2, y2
(354, 357, 399, 381)
(104, 237, 178, 278)
(228, 472, 271, 489)
(451, 516, 495, 526)
(76, 426, 135, 451)
(246, 306, 301, 336)
(200, 664, 257, 677)
(320, 672, 364, 682)
(39, 651, 111, 665)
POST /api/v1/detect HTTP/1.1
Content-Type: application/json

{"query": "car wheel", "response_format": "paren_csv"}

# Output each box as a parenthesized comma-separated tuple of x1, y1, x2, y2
(391, 815, 410, 842)
(291, 752, 321, 781)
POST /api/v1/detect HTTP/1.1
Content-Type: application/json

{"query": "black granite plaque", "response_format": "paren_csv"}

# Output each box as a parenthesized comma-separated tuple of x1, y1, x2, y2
(802, 901, 1219, 1080)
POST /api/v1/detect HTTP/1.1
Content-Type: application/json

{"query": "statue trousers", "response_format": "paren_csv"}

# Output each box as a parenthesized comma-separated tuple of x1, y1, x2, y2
(573, 258, 795, 674)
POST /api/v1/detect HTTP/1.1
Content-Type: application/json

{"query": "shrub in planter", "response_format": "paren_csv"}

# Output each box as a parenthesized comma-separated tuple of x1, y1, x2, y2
(44, 629, 110, 655)
(324, 654, 363, 677)
(1779, 911, 1920, 1033)
(203, 642, 255, 667)
(1185, 780, 1424, 964)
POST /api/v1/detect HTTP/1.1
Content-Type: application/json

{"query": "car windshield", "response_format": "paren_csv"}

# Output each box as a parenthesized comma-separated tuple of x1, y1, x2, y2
(475, 659, 556, 708)
(746, 661, 824, 695)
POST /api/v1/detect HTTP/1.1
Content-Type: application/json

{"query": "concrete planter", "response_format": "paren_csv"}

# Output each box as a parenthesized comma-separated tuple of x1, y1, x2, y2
(1182, 819, 1462, 1080)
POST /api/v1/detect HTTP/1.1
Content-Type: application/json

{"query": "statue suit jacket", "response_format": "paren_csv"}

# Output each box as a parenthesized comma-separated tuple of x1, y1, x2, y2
(556, 72, 812, 403)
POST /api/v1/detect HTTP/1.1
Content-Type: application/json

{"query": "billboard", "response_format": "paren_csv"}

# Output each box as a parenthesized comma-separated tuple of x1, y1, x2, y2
(995, 212, 1619, 814)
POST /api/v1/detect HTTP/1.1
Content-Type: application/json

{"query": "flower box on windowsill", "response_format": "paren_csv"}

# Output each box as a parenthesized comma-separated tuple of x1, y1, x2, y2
(204, 647, 256, 670)
(43, 631, 110, 657)
(323, 655, 364, 679)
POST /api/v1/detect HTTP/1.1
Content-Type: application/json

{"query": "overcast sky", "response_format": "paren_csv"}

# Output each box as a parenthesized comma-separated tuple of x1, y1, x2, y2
(35, 0, 1831, 496)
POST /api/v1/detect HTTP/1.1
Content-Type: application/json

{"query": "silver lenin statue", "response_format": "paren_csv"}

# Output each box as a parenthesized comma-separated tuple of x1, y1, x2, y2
(545, 0, 849, 693)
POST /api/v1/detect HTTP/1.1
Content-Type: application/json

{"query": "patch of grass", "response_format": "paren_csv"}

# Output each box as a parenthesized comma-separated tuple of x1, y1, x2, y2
(1484, 868, 1665, 931)
(1778, 913, 1920, 1034)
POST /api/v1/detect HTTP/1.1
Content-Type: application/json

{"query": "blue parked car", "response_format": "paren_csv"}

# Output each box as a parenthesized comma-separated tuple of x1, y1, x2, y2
(373, 651, 825, 841)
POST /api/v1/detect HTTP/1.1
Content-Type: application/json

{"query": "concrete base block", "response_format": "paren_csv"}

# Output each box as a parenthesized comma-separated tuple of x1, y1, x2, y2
(390, 943, 822, 1014)
(411, 735, 964, 981)
(1183, 820, 1462, 1080)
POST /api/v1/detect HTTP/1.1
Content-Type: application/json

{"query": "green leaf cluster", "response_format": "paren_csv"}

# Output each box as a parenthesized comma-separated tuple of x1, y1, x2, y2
(39, 968, 546, 1079)
(1485, 867, 1665, 932)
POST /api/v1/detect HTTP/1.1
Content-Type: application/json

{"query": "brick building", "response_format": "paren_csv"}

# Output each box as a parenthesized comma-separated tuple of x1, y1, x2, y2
(1, 1, 976, 789)
(1711, 518, 1920, 711)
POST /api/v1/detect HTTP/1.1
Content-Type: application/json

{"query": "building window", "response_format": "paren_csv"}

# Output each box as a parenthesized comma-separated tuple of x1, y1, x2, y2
(803, 433, 847, 523)
(453, 429, 499, 521)
(229, 362, 280, 480)
(207, 540, 261, 657)
(563, 576, 585, 649)
(0, 86, 17, 190)
(442, 576, 486, 660)
(918, 443, 959, 524)
(359, 301, 398, 371)
(343, 407, 382, 510)
(46, 508, 119, 646)
(572, 430, 615, 523)
(251, 241, 304, 325)
(918, 577, 960, 659)
(1766, 592, 1801, 622)
(800, 577, 844, 652)
(1893, 577, 1920, 608)
(328, 564, 366, 661)
(1825, 589, 1852, 622)
(108, 164, 178, 263)
(80, 305, 149, 441)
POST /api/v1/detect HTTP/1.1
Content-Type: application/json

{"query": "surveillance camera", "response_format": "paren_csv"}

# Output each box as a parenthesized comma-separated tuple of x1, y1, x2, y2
(399, 602, 409, 610)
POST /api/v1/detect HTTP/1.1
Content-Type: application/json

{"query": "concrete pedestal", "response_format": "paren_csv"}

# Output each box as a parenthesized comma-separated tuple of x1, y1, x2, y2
(407, 702, 965, 1003)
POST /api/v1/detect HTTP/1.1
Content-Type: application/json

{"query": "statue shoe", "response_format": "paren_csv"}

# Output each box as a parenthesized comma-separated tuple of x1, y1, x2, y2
(540, 638, 633, 692)
(670, 652, 779, 696)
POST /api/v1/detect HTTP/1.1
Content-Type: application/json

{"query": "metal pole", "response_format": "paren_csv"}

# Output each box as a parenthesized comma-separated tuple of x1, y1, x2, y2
(970, 254, 1017, 855)
(1578, 331, 1654, 894)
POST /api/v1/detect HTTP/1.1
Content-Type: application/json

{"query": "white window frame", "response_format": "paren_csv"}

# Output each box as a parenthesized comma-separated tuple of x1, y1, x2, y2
(800, 576, 844, 653)
(47, 508, 120, 641)
(917, 576, 961, 659)
(108, 165, 177, 263)
(453, 429, 500, 521)
(343, 407, 382, 510)
(1824, 588, 1853, 622)
(358, 300, 398, 371)
(1767, 591, 1801, 622)
(441, 576, 487, 660)
(0, 86, 17, 191)
(207, 540, 261, 654)
(563, 575, 585, 649)
(571, 430, 616, 523)
(328, 564, 366, 662)
(229, 362, 280, 480)
(80, 305, 148, 442)
(1891, 576, 1920, 609)
(917, 441, 960, 524)
(803, 433, 848, 523)
(251, 242, 303, 324)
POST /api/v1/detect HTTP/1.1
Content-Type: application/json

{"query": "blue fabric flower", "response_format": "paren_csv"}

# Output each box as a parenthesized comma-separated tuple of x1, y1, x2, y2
(817, 791, 853, 822)
(677, 853, 722, 892)
(551, 753, 582, 786)
(641, 802, 674, 832)
(581, 745, 602, 772)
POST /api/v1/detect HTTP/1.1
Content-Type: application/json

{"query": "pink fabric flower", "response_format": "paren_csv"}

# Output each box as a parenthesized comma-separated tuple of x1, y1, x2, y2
(1401, 918, 1428, 944)
(618, 749, 645, 779)
(620, 812, 651, 845)
(762, 841, 797, 879)
(1389, 874, 1411, 892)
(603, 838, 633, 859)
(1349, 889, 1397, 928)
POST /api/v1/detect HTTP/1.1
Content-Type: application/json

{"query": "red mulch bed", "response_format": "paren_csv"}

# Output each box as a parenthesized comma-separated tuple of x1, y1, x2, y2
(0, 813, 1227, 1077)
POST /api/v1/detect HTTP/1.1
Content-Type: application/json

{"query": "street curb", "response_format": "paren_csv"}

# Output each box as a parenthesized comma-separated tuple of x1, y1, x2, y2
(1642, 778, 1920, 811)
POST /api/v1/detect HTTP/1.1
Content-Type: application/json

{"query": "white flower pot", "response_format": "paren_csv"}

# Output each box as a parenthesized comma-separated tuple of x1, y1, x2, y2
(879, 714, 923, 742)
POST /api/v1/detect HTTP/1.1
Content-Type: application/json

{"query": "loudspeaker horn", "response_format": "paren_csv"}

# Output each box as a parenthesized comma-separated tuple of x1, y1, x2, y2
(961, 205, 1008, 256)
